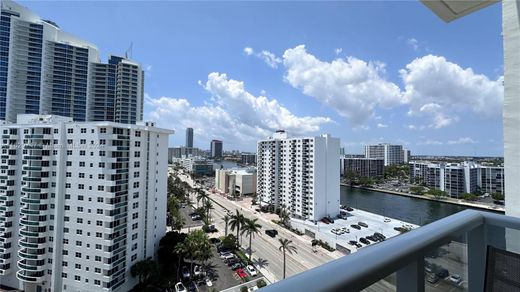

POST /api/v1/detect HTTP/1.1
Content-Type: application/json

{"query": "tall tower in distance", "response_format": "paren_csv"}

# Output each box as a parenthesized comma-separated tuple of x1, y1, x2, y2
(211, 139, 223, 158)
(186, 127, 194, 148)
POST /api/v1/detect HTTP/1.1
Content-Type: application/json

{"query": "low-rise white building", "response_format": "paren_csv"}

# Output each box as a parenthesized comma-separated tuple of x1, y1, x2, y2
(257, 130, 340, 221)
(0, 115, 172, 292)
(215, 169, 257, 197)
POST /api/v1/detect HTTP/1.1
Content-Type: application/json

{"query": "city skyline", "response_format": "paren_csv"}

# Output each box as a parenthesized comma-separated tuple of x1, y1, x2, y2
(20, 1, 504, 156)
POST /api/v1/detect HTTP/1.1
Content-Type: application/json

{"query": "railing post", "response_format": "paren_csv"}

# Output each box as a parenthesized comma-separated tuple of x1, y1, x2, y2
(468, 224, 486, 292)
(396, 258, 424, 292)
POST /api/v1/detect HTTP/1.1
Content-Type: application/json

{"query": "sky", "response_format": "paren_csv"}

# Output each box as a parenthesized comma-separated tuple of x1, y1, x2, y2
(22, 1, 504, 156)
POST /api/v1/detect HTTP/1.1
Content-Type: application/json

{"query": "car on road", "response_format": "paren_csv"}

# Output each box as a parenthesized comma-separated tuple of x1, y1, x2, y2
(175, 282, 187, 292)
(427, 274, 440, 284)
(246, 265, 257, 276)
(436, 268, 449, 279)
(191, 214, 202, 221)
(449, 274, 462, 284)
(236, 268, 248, 278)
(182, 266, 190, 278)
(265, 229, 278, 237)
(350, 224, 361, 230)
(187, 281, 198, 292)
(358, 222, 368, 228)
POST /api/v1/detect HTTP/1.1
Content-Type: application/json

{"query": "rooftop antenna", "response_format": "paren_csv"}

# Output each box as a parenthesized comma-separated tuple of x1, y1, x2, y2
(125, 42, 133, 59)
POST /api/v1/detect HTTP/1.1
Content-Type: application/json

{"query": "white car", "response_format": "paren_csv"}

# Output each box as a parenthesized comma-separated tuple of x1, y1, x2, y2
(205, 277, 213, 287)
(246, 265, 257, 276)
(175, 282, 187, 292)
(219, 252, 232, 259)
(449, 274, 462, 284)
(194, 265, 202, 276)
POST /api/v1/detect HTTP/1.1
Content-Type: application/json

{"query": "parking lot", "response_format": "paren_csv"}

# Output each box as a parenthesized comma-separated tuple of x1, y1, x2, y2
(292, 208, 418, 253)
(179, 205, 205, 229)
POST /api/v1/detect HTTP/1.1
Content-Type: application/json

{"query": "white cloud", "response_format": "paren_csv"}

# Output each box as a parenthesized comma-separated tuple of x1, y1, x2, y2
(447, 137, 477, 145)
(282, 45, 404, 125)
(407, 38, 419, 51)
(377, 123, 388, 128)
(243, 47, 254, 56)
(334, 48, 343, 55)
(145, 72, 331, 149)
(416, 139, 443, 146)
(243, 47, 282, 68)
(145, 65, 152, 72)
(401, 55, 503, 129)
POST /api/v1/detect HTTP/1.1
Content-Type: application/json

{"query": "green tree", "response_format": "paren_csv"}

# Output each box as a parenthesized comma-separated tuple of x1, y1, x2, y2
(278, 238, 297, 279)
(196, 189, 209, 208)
(427, 189, 448, 200)
(461, 193, 478, 201)
(173, 242, 188, 281)
(241, 218, 262, 260)
(278, 208, 290, 228)
(184, 229, 212, 277)
(492, 192, 505, 201)
(221, 234, 237, 251)
(167, 196, 185, 231)
(204, 200, 214, 222)
(358, 176, 374, 187)
(344, 170, 359, 184)
(230, 210, 246, 246)
(410, 186, 425, 195)
(130, 258, 158, 286)
(223, 215, 230, 237)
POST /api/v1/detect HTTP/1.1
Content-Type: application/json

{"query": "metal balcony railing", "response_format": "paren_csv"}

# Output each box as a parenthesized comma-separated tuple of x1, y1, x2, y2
(262, 209, 520, 292)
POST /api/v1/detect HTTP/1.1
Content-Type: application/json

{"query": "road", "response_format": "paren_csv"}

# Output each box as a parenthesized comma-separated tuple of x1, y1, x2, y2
(172, 169, 455, 291)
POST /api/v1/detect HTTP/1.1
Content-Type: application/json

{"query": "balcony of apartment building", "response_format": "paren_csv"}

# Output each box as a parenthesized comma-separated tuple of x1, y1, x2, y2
(263, 0, 520, 291)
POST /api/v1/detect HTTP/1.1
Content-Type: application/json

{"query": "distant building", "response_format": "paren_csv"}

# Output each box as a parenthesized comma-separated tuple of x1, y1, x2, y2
(173, 157, 213, 176)
(340, 147, 345, 156)
(215, 169, 257, 197)
(241, 153, 256, 165)
(185, 127, 194, 148)
(409, 161, 498, 198)
(342, 158, 384, 179)
(403, 149, 411, 163)
(365, 144, 404, 166)
(257, 130, 340, 221)
(210, 140, 223, 158)
(169, 147, 200, 160)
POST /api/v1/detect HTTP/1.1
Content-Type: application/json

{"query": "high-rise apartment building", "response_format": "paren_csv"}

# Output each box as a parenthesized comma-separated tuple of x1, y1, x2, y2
(185, 128, 193, 148)
(364, 144, 404, 166)
(257, 130, 340, 221)
(0, 0, 144, 124)
(210, 140, 223, 158)
(342, 157, 384, 179)
(0, 114, 172, 292)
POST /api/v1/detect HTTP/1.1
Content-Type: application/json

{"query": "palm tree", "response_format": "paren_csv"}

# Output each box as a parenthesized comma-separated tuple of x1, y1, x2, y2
(223, 215, 230, 237)
(229, 210, 246, 247)
(241, 218, 262, 260)
(196, 189, 208, 208)
(278, 238, 297, 279)
(279, 207, 290, 227)
(204, 200, 214, 222)
(173, 242, 187, 281)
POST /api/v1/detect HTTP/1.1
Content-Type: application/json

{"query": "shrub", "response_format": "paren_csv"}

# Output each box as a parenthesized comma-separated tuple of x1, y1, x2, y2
(236, 250, 253, 265)
(240, 286, 249, 292)
(257, 279, 267, 288)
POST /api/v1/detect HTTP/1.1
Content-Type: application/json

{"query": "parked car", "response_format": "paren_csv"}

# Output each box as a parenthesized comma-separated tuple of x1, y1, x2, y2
(427, 274, 440, 284)
(265, 229, 278, 237)
(366, 235, 377, 242)
(187, 281, 198, 292)
(321, 218, 330, 224)
(346, 207, 354, 211)
(374, 232, 386, 241)
(449, 274, 462, 284)
(236, 268, 248, 278)
(205, 277, 213, 287)
(231, 262, 243, 270)
(348, 240, 358, 246)
(210, 238, 221, 245)
(351, 224, 361, 230)
(436, 268, 449, 278)
(182, 266, 190, 278)
(226, 258, 240, 266)
(175, 282, 187, 292)
(246, 265, 257, 276)
(193, 265, 202, 277)
(219, 252, 232, 259)
(358, 222, 368, 228)
(359, 237, 370, 245)
(425, 262, 434, 273)
(384, 218, 391, 223)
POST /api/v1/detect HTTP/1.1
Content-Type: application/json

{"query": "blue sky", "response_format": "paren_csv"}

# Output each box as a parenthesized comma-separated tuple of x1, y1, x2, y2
(23, 1, 504, 156)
